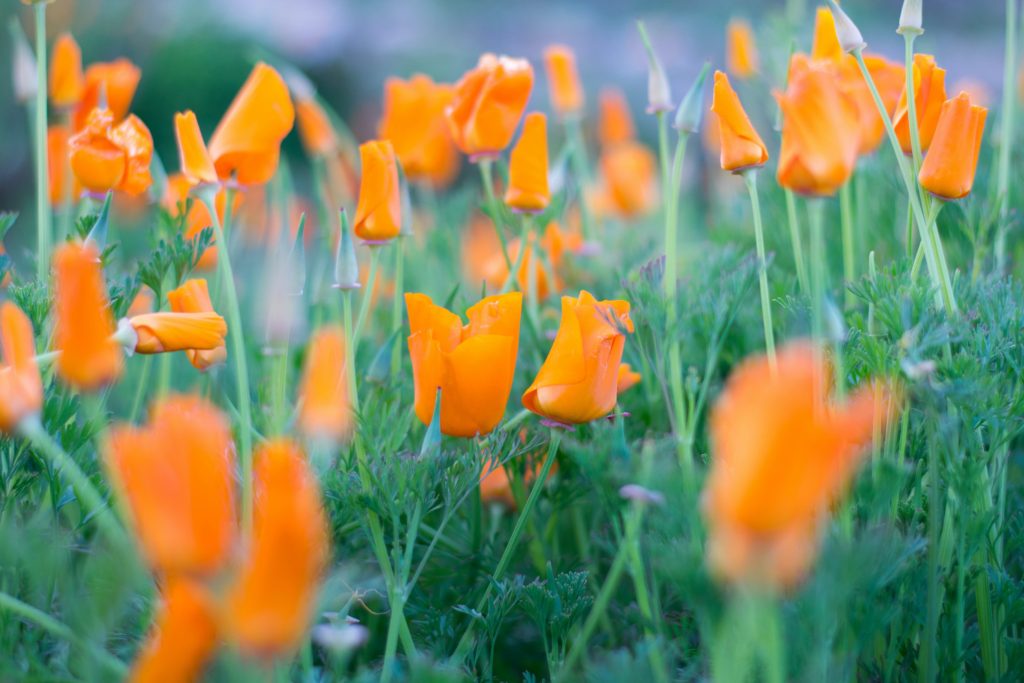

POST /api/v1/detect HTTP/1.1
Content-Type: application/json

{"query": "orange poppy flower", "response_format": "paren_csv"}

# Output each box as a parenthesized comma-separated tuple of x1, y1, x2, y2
(174, 110, 218, 185)
(294, 97, 337, 158)
(918, 92, 987, 200)
(71, 59, 142, 131)
(353, 140, 402, 243)
(479, 456, 555, 508)
(207, 62, 295, 185)
(844, 53, 905, 155)
(49, 33, 84, 108)
(775, 55, 860, 196)
(47, 125, 81, 205)
(504, 112, 551, 213)
(710, 71, 768, 172)
(598, 88, 636, 148)
(811, 6, 843, 63)
(167, 279, 228, 371)
(726, 19, 759, 79)
(105, 395, 236, 576)
(616, 363, 641, 394)
(379, 75, 461, 189)
(406, 292, 522, 437)
(593, 141, 659, 218)
(53, 241, 123, 391)
(0, 302, 43, 434)
(128, 287, 155, 317)
(128, 579, 219, 683)
(127, 311, 227, 355)
(468, 220, 580, 300)
(893, 54, 948, 154)
(223, 440, 329, 658)
(297, 326, 351, 442)
(522, 290, 633, 425)
(69, 107, 153, 196)
(703, 342, 886, 589)
(445, 54, 534, 159)
(543, 45, 584, 117)
(864, 54, 906, 116)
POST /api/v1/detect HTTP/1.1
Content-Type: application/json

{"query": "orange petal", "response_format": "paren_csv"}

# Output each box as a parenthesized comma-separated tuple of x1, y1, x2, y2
(175, 111, 218, 185)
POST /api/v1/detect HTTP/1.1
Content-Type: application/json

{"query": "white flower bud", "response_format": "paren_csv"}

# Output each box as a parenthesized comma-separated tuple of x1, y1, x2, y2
(827, 1, 867, 53)
(898, 0, 924, 36)
(637, 21, 673, 114)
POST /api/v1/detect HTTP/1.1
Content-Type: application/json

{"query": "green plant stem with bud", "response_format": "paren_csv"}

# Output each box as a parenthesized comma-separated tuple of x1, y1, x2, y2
(742, 170, 777, 370)
(33, 1, 51, 282)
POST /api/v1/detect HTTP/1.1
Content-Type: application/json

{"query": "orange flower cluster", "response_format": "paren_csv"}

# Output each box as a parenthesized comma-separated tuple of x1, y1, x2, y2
(465, 219, 582, 300)
(591, 89, 658, 218)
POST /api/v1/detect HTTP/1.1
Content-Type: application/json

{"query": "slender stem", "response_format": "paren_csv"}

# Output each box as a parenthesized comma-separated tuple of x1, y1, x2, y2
(390, 237, 405, 377)
(995, 0, 1018, 273)
(904, 34, 923, 173)
(524, 214, 539, 327)
(33, 2, 51, 282)
(565, 118, 595, 242)
(499, 219, 531, 294)
(381, 498, 423, 683)
(201, 189, 253, 534)
(479, 159, 513, 271)
(627, 513, 669, 683)
(839, 181, 856, 309)
(785, 189, 810, 294)
(353, 247, 381, 350)
(743, 170, 777, 370)
(342, 290, 360, 413)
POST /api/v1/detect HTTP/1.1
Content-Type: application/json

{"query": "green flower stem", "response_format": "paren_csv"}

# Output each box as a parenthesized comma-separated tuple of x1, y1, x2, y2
(353, 246, 382, 349)
(903, 34, 924, 173)
(452, 430, 561, 663)
(33, 1, 52, 283)
(479, 158, 513, 271)
(381, 498, 423, 683)
(995, 0, 1019, 273)
(910, 201, 945, 282)
(523, 214, 540, 327)
(785, 189, 810, 294)
(626, 514, 669, 683)
(499, 219, 532, 294)
(0, 591, 127, 677)
(200, 189, 254, 535)
(742, 170, 777, 370)
(269, 346, 290, 434)
(565, 117, 596, 242)
(839, 180, 856, 309)
(390, 236, 405, 377)
(808, 198, 827, 367)
(919, 430, 944, 683)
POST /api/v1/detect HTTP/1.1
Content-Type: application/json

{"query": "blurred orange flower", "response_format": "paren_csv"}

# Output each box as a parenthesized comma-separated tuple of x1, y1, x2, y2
(616, 363, 641, 394)
(406, 292, 522, 437)
(597, 88, 636, 148)
(47, 125, 80, 205)
(845, 54, 905, 155)
(296, 97, 338, 158)
(69, 107, 153, 196)
(163, 174, 233, 271)
(128, 579, 219, 683)
(918, 92, 987, 200)
(894, 54, 948, 154)
(0, 302, 43, 434)
(726, 19, 759, 79)
(71, 59, 142, 131)
(710, 70, 768, 172)
(467, 219, 581, 300)
(379, 75, 461, 189)
(223, 440, 329, 658)
(446, 54, 534, 158)
(479, 456, 554, 508)
(544, 45, 584, 117)
(127, 287, 154, 317)
(297, 326, 351, 442)
(504, 112, 551, 213)
(53, 241, 123, 391)
(522, 290, 633, 425)
(167, 279, 228, 371)
(864, 54, 906, 116)
(593, 141, 659, 218)
(49, 33, 84, 108)
(353, 140, 402, 242)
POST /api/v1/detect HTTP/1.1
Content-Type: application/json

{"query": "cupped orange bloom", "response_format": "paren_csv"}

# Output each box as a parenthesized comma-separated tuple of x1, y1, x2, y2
(594, 141, 659, 218)
(49, 33, 84, 108)
(167, 278, 228, 371)
(47, 125, 80, 205)
(207, 63, 295, 185)
(379, 75, 461, 189)
(703, 342, 887, 589)
(53, 241, 123, 391)
(174, 110, 218, 185)
(69, 107, 153, 196)
(522, 290, 633, 425)
(598, 88, 636, 147)
(446, 53, 534, 158)
(0, 302, 43, 434)
(295, 97, 337, 158)
(223, 440, 329, 658)
(918, 92, 988, 200)
(406, 292, 522, 437)
(71, 59, 142, 131)
(710, 71, 768, 172)
(353, 140, 402, 242)
(297, 326, 351, 442)
(544, 45, 584, 117)
(128, 579, 219, 683)
(811, 6, 842, 63)
(726, 19, 759, 79)
(128, 311, 227, 355)
(105, 395, 236, 575)
(504, 112, 551, 213)
(616, 362, 641, 394)
(775, 55, 860, 196)
(894, 54, 948, 154)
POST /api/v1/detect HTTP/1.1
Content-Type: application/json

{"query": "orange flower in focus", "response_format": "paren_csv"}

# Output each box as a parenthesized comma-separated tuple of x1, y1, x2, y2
(594, 142, 659, 218)
(128, 310, 227, 355)
(47, 125, 80, 205)
(918, 92, 987, 200)
(617, 363, 641, 394)
(710, 71, 768, 172)
(544, 45, 584, 117)
(105, 395, 236, 576)
(0, 302, 43, 434)
(726, 19, 759, 79)
(167, 279, 228, 371)
(71, 59, 142, 131)
(207, 63, 295, 185)
(296, 97, 338, 158)
(406, 292, 522, 437)
(49, 33, 84, 108)
(128, 579, 219, 683)
(703, 342, 886, 590)
(811, 6, 842, 63)
(174, 111, 218, 185)
(775, 55, 860, 196)
(69, 107, 153, 196)
(53, 241, 123, 391)
(598, 88, 636, 147)
(446, 54, 534, 158)
(223, 440, 329, 658)
(522, 291, 633, 425)
(297, 326, 351, 442)
(379, 75, 461, 189)
(504, 112, 551, 213)
(353, 140, 402, 242)
(894, 54, 948, 154)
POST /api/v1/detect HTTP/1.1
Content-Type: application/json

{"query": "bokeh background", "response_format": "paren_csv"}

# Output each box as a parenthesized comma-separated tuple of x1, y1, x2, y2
(0, 0, 1008, 257)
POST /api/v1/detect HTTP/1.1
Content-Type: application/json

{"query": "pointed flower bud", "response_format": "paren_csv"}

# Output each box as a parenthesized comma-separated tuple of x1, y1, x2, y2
(419, 387, 443, 457)
(827, 0, 867, 53)
(673, 62, 711, 134)
(333, 210, 360, 290)
(636, 21, 673, 114)
(898, 0, 924, 36)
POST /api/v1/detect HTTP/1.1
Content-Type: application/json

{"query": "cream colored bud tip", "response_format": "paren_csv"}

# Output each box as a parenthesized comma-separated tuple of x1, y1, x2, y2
(898, 0, 924, 35)
(827, 0, 867, 53)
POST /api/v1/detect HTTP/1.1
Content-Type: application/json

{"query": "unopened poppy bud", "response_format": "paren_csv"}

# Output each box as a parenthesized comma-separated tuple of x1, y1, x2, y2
(10, 23, 36, 104)
(636, 21, 673, 114)
(674, 62, 711, 134)
(419, 387, 443, 457)
(827, 1, 867, 53)
(333, 210, 360, 290)
(898, 0, 924, 36)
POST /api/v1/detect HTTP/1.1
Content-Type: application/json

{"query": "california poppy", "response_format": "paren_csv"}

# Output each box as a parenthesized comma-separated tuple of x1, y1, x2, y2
(593, 141, 659, 218)
(893, 54, 948, 154)
(445, 54, 534, 159)
(174, 110, 218, 186)
(598, 88, 636, 148)
(710, 71, 768, 172)
(296, 97, 338, 158)
(128, 579, 219, 683)
(479, 456, 555, 508)
(0, 302, 43, 434)
(379, 75, 461, 189)
(504, 112, 551, 213)
(71, 59, 142, 131)
(53, 241, 123, 391)
(297, 326, 351, 442)
(522, 290, 633, 425)
(353, 140, 402, 243)
(69, 107, 153, 196)
(543, 45, 584, 117)
(726, 19, 759, 79)
(406, 292, 522, 437)
(846, 54, 905, 155)
(918, 92, 987, 200)
(167, 279, 228, 371)
(468, 220, 580, 300)
(127, 311, 227, 355)
(617, 363, 641, 394)
(163, 174, 233, 271)
(49, 33, 84, 108)
(811, 6, 843, 63)
(47, 125, 80, 205)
